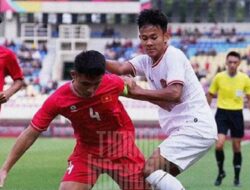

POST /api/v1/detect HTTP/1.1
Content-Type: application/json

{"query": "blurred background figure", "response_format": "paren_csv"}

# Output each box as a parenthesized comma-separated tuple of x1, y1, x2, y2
(0, 45, 24, 109)
(207, 51, 250, 187)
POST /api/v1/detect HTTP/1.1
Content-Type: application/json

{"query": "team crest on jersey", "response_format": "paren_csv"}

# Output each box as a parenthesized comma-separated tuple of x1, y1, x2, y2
(70, 105, 78, 112)
(101, 94, 112, 103)
(160, 79, 167, 88)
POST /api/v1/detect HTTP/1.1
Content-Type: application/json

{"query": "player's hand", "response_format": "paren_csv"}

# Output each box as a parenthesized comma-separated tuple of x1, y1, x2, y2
(0, 92, 9, 104)
(121, 76, 136, 88)
(0, 169, 8, 188)
(126, 80, 141, 96)
(121, 76, 141, 96)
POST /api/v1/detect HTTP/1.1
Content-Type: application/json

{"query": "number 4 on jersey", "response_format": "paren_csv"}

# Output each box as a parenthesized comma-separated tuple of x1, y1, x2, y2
(89, 107, 101, 121)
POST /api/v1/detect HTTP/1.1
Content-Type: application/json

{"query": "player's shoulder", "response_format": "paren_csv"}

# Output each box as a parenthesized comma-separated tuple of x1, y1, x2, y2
(167, 45, 182, 54)
(103, 73, 122, 83)
(50, 82, 71, 97)
(43, 82, 71, 106)
(43, 82, 77, 110)
(166, 45, 186, 60)
(130, 53, 150, 63)
(215, 71, 227, 78)
(0, 46, 14, 57)
(238, 71, 249, 78)
(102, 74, 124, 90)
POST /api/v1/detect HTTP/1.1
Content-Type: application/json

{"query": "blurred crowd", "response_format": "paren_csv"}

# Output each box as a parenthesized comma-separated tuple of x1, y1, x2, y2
(2, 24, 250, 99)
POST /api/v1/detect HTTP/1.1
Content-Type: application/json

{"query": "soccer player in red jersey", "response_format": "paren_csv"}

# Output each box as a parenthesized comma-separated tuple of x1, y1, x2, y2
(0, 50, 148, 190)
(0, 46, 24, 108)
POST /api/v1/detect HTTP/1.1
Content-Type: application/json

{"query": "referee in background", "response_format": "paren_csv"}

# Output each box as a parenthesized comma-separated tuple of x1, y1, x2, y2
(207, 51, 250, 187)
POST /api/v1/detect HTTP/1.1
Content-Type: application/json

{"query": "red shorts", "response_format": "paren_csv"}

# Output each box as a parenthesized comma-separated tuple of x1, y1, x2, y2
(62, 138, 147, 190)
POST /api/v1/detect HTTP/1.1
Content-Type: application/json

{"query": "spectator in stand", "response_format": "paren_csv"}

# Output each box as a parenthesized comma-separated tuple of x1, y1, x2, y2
(0, 46, 24, 108)
(176, 27, 182, 36)
(102, 25, 115, 37)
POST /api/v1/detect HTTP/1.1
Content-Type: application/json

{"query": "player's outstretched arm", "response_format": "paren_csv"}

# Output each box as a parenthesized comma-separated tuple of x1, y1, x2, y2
(106, 60, 134, 76)
(0, 125, 40, 188)
(121, 77, 181, 111)
(126, 79, 182, 103)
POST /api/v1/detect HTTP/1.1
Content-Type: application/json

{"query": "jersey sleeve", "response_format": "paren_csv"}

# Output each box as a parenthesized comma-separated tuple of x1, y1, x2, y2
(165, 50, 185, 86)
(129, 55, 147, 77)
(111, 74, 125, 94)
(209, 74, 219, 95)
(5, 51, 24, 80)
(30, 94, 59, 132)
(244, 75, 250, 95)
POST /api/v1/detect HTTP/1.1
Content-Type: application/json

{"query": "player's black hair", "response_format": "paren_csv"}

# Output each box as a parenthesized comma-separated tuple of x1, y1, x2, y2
(226, 51, 241, 60)
(74, 50, 105, 76)
(137, 9, 168, 32)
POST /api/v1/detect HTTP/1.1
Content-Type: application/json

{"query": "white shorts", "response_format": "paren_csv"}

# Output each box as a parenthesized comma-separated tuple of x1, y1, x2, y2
(158, 126, 216, 172)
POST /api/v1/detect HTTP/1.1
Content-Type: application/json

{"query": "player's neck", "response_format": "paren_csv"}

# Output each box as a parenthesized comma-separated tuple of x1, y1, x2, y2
(71, 81, 88, 98)
(227, 71, 237, 77)
(152, 45, 168, 64)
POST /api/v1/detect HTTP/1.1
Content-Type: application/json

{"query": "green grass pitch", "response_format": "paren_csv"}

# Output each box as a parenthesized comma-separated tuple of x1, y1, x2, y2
(0, 138, 249, 190)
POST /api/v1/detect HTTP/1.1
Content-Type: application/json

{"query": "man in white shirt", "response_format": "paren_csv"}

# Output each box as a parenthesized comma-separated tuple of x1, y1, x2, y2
(106, 9, 217, 190)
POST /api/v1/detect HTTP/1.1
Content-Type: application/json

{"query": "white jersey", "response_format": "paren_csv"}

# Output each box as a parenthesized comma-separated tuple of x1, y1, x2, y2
(129, 45, 217, 139)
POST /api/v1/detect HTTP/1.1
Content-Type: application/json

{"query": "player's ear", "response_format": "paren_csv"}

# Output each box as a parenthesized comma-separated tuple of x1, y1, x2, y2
(70, 70, 77, 79)
(164, 31, 169, 43)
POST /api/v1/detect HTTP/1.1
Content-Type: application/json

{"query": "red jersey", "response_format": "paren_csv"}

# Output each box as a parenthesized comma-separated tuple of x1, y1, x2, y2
(31, 74, 135, 156)
(0, 46, 23, 91)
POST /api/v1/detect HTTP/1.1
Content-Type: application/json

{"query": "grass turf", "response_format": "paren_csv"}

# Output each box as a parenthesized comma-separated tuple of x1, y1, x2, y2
(0, 138, 249, 190)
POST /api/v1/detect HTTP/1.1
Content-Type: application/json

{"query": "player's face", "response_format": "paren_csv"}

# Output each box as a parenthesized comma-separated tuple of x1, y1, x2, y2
(139, 25, 168, 62)
(71, 72, 103, 97)
(226, 55, 240, 76)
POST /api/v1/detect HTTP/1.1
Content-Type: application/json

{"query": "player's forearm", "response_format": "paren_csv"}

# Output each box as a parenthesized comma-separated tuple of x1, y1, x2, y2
(129, 87, 181, 103)
(106, 60, 135, 76)
(1, 126, 40, 172)
(206, 92, 214, 106)
(4, 79, 24, 99)
(106, 60, 124, 75)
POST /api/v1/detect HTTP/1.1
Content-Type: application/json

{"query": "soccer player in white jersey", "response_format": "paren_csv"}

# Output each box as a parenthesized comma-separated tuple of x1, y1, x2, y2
(106, 9, 217, 190)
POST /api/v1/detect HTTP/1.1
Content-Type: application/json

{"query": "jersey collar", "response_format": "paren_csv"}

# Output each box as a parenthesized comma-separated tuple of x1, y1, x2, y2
(152, 45, 168, 68)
